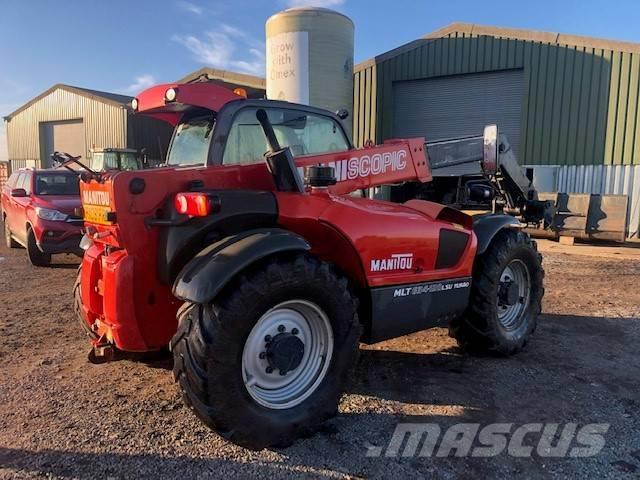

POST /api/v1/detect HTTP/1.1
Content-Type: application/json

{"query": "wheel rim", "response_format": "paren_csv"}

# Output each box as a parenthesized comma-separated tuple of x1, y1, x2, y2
(497, 259, 531, 331)
(242, 300, 334, 410)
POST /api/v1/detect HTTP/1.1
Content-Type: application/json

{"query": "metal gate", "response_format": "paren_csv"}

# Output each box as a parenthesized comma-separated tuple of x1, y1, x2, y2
(392, 69, 524, 158)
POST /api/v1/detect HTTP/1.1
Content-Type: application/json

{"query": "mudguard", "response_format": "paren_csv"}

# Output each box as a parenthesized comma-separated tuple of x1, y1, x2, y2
(473, 213, 522, 255)
(173, 228, 311, 304)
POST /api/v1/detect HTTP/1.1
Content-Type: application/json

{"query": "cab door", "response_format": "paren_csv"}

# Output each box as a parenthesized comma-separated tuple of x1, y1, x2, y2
(1, 173, 17, 222)
(5, 172, 25, 235)
(12, 172, 32, 243)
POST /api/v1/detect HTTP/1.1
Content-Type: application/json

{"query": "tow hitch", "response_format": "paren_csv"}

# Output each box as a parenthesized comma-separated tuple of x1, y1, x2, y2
(88, 344, 115, 364)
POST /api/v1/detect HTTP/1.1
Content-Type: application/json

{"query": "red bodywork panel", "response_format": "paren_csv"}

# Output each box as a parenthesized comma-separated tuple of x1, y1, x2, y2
(135, 83, 242, 126)
(277, 191, 475, 288)
(78, 83, 474, 351)
(79, 152, 473, 351)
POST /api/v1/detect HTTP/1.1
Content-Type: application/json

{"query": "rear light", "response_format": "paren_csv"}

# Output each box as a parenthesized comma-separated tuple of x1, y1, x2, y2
(233, 87, 248, 98)
(174, 192, 212, 217)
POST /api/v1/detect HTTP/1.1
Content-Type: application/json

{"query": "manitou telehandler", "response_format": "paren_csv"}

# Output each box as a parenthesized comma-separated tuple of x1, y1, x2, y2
(72, 82, 544, 450)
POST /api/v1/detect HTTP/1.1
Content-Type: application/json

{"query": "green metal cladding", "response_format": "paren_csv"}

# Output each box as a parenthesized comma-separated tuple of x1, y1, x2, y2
(353, 26, 640, 166)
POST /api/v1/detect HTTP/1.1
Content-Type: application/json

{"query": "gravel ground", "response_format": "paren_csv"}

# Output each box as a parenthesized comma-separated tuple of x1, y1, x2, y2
(1, 233, 639, 479)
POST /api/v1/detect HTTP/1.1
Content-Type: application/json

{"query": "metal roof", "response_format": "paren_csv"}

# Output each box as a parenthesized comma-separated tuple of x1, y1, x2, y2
(4, 69, 266, 121)
(68, 86, 133, 104)
(355, 22, 640, 71)
(4, 84, 132, 120)
(177, 67, 266, 89)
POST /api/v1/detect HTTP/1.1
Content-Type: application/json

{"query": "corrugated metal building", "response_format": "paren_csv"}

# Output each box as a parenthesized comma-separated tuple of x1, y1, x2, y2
(2, 69, 266, 174)
(4, 84, 172, 170)
(353, 23, 640, 238)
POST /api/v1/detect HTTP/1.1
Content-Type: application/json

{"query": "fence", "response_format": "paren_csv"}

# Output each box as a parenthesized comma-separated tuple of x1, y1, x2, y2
(0, 162, 9, 189)
(9, 159, 39, 170)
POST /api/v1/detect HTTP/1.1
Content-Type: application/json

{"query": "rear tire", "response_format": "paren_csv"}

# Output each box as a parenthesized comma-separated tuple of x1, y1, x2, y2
(27, 228, 51, 267)
(4, 218, 19, 248)
(450, 229, 544, 355)
(170, 254, 361, 450)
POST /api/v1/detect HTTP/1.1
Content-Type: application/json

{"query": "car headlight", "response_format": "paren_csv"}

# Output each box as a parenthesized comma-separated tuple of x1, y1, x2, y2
(36, 207, 69, 222)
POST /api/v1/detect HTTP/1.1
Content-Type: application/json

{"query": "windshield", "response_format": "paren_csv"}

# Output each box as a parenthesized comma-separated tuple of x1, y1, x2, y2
(35, 174, 80, 196)
(167, 115, 215, 167)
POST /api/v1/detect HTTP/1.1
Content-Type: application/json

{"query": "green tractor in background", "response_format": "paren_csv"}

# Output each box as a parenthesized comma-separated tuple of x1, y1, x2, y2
(89, 148, 146, 173)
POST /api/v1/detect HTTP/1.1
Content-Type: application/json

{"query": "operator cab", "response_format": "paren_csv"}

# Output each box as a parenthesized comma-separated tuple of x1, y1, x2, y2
(165, 103, 351, 168)
(90, 148, 145, 172)
(133, 83, 352, 169)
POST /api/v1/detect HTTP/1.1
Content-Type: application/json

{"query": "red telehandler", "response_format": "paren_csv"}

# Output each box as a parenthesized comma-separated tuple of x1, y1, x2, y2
(72, 82, 544, 449)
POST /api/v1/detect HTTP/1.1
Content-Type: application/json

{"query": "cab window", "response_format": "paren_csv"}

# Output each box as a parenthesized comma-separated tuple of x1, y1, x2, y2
(167, 115, 215, 167)
(222, 107, 349, 165)
(17, 173, 31, 194)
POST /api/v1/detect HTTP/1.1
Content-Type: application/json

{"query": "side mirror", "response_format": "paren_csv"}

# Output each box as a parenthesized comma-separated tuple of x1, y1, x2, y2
(10, 188, 27, 198)
(482, 124, 499, 175)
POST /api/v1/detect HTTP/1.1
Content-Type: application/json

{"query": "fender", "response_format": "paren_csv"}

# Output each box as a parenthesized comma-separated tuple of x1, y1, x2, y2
(473, 213, 522, 255)
(157, 190, 278, 285)
(173, 228, 311, 304)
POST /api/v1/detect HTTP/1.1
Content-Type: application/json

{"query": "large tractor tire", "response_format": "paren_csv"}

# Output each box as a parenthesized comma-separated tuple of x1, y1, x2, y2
(3, 218, 19, 248)
(27, 228, 51, 267)
(450, 229, 544, 355)
(171, 254, 361, 450)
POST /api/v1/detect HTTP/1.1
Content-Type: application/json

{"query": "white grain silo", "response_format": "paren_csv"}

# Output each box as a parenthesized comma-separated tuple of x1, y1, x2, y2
(266, 7, 354, 135)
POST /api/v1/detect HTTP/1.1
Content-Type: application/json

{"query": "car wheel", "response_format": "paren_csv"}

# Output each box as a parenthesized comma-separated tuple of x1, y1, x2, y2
(27, 228, 51, 267)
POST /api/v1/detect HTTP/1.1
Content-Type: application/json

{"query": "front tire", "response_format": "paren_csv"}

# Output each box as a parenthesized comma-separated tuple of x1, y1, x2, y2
(27, 228, 51, 267)
(450, 229, 544, 355)
(170, 255, 361, 450)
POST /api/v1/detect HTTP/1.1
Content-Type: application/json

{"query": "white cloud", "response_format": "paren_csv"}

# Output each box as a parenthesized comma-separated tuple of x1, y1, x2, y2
(172, 26, 265, 76)
(121, 74, 156, 95)
(177, 1, 203, 16)
(285, 0, 345, 7)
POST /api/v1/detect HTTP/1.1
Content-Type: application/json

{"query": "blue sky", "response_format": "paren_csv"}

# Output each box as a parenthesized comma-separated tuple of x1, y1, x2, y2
(1, 0, 640, 160)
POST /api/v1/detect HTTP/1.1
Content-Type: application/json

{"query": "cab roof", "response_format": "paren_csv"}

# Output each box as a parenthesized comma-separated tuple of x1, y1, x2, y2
(134, 83, 244, 125)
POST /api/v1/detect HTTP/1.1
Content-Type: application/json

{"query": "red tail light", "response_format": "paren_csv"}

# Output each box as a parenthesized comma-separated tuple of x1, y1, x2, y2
(175, 192, 212, 217)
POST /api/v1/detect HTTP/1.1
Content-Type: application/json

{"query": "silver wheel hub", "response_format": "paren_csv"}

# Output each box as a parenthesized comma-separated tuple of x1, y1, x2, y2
(497, 259, 531, 330)
(242, 300, 334, 409)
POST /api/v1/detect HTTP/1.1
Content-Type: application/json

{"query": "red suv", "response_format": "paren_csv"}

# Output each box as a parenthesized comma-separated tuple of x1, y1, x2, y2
(1, 168, 83, 266)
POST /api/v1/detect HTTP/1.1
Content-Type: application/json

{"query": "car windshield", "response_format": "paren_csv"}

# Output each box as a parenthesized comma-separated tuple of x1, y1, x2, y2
(167, 115, 215, 167)
(35, 174, 80, 196)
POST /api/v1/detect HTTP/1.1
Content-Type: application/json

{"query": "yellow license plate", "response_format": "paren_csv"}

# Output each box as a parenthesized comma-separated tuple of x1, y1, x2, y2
(84, 204, 112, 225)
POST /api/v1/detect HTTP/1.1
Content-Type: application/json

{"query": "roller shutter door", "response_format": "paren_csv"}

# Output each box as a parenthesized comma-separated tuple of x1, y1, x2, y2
(393, 69, 524, 159)
(40, 119, 85, 168)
